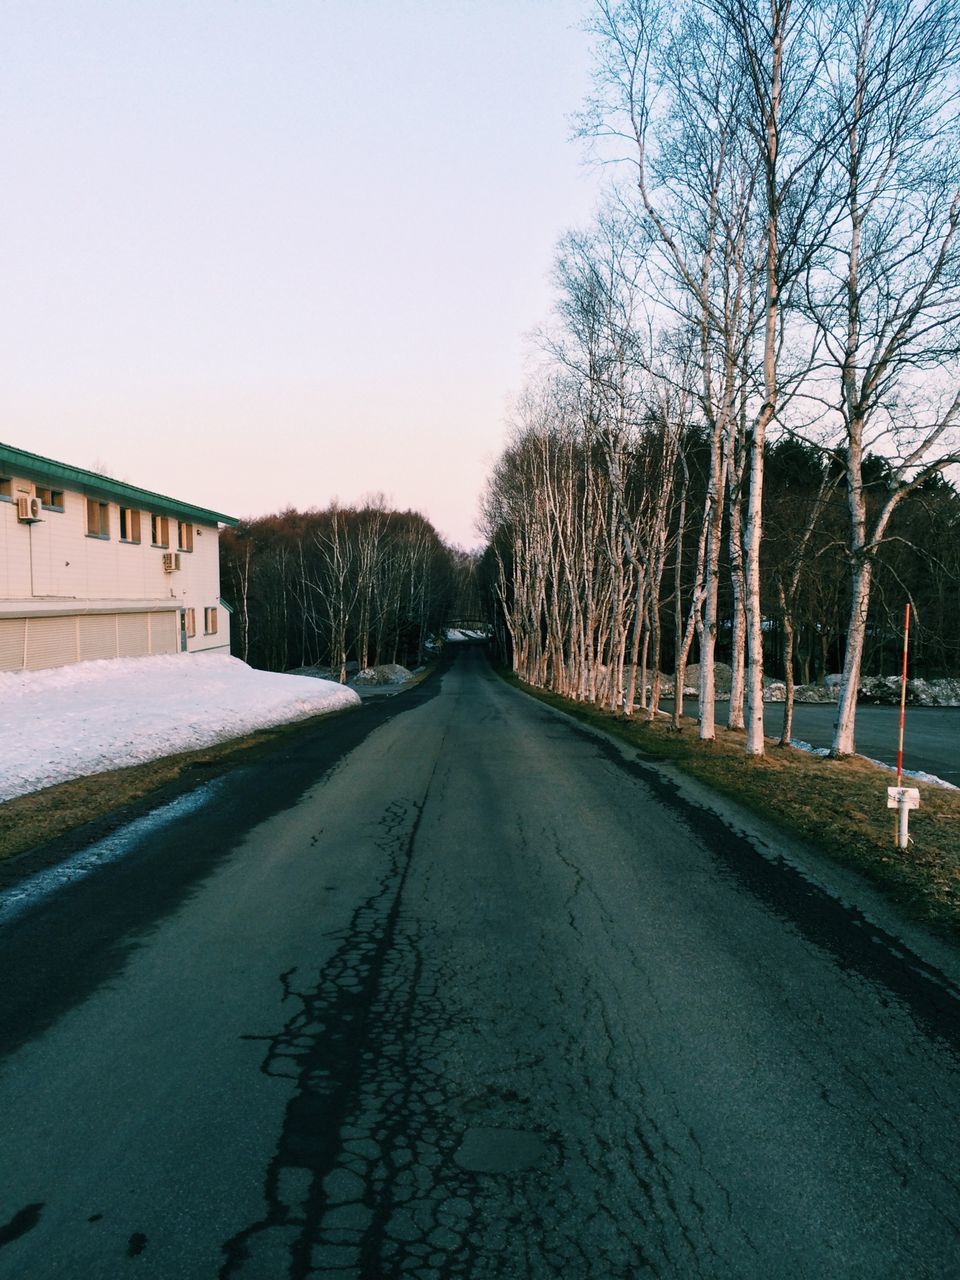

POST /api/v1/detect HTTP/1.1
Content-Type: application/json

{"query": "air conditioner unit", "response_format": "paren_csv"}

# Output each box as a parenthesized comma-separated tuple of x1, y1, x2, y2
(162, 552, 181, 573)
(16, 496, 43, 523)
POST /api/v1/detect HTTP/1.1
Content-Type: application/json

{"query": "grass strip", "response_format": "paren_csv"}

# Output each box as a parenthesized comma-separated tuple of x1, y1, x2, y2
(502, 672, 960, 941)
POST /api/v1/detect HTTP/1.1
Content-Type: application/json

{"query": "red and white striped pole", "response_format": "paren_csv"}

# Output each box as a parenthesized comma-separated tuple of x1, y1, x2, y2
(896, 602, 910, 786)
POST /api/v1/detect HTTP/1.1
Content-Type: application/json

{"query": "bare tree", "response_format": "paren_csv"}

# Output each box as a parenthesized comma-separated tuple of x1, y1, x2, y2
(802, 0, 960, 754)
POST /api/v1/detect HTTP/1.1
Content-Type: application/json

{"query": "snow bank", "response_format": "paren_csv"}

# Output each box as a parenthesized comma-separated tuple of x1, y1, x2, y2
(794, 675, 960, 706)
(446, 628, 488, 641)
(351, 663, 412, 687)
(859, 675, 960, 707)
(0, 654, 359, 803)
(793, 684, 837, 703)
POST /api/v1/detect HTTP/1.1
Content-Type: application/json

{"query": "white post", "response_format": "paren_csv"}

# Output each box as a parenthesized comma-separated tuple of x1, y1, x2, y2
(887, 786, 919, 850)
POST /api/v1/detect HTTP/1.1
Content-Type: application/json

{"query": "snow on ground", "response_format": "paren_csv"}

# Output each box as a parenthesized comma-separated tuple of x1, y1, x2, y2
(351, 664, 412, 686)
(446, 629, 488, 641)
(0, 654, 359, 803)
(789, 739, 958, 790)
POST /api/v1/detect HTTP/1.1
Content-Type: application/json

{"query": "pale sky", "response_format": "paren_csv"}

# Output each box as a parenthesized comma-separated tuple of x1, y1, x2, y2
(1, 0, 602, 547)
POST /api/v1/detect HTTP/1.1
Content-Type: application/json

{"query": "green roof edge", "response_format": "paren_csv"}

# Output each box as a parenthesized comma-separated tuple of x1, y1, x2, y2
(0, 441, 239, 527)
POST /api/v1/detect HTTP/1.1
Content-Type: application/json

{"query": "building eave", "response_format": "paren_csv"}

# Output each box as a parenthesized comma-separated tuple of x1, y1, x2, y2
(0, 599, 180, 618)
(0, 441, 239, 527)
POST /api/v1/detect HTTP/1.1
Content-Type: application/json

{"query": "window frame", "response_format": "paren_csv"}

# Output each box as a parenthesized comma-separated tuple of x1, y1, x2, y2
(0, 477, 11, 502)
(184, 607, 196, 639)
(119, 507, 142, 543)
(151, 513, 170, 548)
(204, 606, 218, 636)
(177, 520, 194, 552)
(36, 485, 65, 511)
(86, 498, 110, 539)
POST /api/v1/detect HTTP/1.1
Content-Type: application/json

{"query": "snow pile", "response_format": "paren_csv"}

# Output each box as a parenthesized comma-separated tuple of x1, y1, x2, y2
(654, 669, 960, 706)
(794, 684, 838, 703)
(792, 675, 960, 706)
(857, 675, 960, 706)
(0, 654, 360, 803)
(446, 628, 489, 641)
(351, 663, 412, 687)
(681, 662, 734, 694)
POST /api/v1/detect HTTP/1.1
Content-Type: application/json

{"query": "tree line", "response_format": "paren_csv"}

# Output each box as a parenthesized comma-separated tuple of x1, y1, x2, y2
(220, 502, 469, 679)
(481, 411, 959, 739)
(482, 0, 960, 758)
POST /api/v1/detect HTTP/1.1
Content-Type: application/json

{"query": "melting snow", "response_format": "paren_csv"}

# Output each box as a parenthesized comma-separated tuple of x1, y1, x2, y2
(0, 781, 227, 924)
(1, 654, 359, 803)
(789, 739, 957, 790)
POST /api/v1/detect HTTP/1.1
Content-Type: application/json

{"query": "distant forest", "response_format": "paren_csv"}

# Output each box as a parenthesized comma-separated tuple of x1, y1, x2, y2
(220, 503, 475, 678)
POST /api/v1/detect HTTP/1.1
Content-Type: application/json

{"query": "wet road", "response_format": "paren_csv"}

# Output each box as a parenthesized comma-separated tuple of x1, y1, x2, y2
(2, 645, 960, 1278)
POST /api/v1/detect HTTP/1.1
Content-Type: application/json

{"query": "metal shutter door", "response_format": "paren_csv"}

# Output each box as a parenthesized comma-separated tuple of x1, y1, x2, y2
(25, 616, 78, 670)
(79, 614, 119, 662)
(0, 619, 27, 672)
(117, 612, 151, 658)
(148, 611, 178, 655)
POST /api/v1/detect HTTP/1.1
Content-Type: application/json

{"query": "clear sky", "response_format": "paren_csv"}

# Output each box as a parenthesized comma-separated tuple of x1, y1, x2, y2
(1, 0, 602, 547)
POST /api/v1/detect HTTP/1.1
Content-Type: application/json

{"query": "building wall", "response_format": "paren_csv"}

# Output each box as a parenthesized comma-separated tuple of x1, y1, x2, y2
(0, 471, 231, 672)
(0, 610, 182, 672)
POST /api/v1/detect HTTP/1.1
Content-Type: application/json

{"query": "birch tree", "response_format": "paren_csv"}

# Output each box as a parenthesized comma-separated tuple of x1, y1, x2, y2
(804, 0, 960, 755)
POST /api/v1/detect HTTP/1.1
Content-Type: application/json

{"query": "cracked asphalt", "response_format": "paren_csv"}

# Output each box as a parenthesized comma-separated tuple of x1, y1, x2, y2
(2, 643, 960, 1278)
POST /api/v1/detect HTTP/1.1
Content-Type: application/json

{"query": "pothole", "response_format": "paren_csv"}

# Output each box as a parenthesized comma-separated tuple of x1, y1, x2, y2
(454, 1127, 551, 1174)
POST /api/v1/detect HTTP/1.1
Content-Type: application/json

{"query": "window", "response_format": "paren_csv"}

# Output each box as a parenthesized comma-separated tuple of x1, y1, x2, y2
(0, 477, 10, 501)
(119, 507, 141, 542)
(177, 520, 194, 552)
(36, 486, 64, 511)
(184, 608, 196, 639)
(151, 514, 169, 547)
(204, 607, 218, 636)
(86, 499, 109, 538)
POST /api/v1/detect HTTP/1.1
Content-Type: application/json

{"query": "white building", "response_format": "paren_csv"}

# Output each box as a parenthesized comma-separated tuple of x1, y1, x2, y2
(0, 442, 238, 673)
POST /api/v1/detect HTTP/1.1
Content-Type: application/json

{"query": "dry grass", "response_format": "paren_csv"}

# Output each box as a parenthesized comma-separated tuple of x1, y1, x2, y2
(508, 676, 960, 940)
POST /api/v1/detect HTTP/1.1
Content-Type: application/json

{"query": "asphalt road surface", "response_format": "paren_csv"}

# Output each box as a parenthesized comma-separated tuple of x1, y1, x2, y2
(2, 645, 960, 1278)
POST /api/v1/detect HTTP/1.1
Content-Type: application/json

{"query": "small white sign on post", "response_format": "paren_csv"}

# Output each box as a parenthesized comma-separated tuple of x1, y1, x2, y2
(887, 787, 920, 810)
(887, 786, 920, 850)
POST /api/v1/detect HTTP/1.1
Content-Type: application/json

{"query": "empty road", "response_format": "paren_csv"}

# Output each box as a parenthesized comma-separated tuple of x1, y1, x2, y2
(2, 645, 960, 1278)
